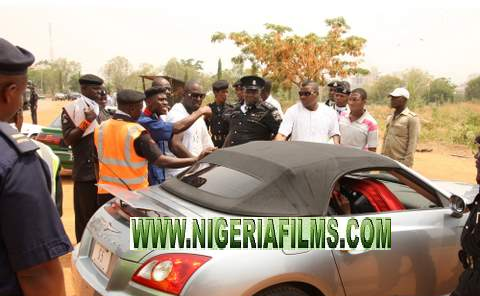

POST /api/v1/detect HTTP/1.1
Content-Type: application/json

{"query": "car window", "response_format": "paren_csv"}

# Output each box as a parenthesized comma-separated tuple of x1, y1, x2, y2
(50, 116, 61, 128)
(178, 163, 262, 199)
(330, 169, 441, 215)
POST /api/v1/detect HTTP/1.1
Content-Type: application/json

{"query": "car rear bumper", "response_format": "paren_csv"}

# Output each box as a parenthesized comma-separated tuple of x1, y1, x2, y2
(72, 246, 104, 296)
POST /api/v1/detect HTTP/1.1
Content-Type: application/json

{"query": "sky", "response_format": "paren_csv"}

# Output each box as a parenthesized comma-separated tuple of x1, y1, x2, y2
(2, 0, 480, 84)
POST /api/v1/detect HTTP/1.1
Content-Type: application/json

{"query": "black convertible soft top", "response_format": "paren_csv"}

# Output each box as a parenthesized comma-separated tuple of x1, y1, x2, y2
(161, 141, 401, 216)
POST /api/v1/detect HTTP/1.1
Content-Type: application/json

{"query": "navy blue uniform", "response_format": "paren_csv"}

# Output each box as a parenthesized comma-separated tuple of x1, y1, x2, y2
(205, 102, 233, 148)
(138, 110, 174, 185)
(223, 102, 282, 147)
(0, 123, 72, 296)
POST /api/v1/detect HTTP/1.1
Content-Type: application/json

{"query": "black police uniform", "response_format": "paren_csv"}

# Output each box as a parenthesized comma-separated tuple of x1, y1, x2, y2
(61, 74, 108, 242)
(0, 123, 73, 296)
(325, 81, 338, 107)
(29, 88, 38, 124)
(223, 101, 282, 147)
(206, 101, 233, 147)
(451, 191, 480, 296)
(223, 75, 282, 147)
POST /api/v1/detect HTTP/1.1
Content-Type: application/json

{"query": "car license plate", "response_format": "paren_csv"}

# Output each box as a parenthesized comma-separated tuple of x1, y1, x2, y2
(91, 242, 112, 274)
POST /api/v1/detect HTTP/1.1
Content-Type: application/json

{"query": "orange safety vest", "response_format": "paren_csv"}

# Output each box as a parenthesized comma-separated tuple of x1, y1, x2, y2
(94, 119, 149, 194)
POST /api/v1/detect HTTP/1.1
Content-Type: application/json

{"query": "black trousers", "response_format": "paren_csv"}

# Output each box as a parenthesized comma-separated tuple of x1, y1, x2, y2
(30, 105, 37, 124)
(97, 193, 114, 208)
(73, 180, 98, 243)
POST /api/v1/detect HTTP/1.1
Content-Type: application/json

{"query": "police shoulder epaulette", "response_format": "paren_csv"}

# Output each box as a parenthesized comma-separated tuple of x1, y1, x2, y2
(408, 110, 417, 117)
(0, 122, 38, 154)
(261, 101, 276, 111)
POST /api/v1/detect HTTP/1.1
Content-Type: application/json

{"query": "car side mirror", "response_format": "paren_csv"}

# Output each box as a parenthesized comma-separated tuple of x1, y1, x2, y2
(450, 195, 466, 218)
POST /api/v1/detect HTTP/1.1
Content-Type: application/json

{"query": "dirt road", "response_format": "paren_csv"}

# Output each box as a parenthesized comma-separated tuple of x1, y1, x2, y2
(26, 98, 476, 295)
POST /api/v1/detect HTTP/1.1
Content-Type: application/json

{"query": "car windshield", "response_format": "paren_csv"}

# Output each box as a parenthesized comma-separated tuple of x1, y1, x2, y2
(50, 116, 61, 128)
(178, 163, 262, 199)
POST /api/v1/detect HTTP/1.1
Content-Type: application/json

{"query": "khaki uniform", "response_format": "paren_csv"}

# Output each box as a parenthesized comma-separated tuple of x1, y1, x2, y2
(381, 107, 420, 167)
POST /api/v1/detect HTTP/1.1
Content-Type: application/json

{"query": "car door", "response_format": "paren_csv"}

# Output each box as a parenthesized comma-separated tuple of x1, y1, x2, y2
(331, 169, 467, 296)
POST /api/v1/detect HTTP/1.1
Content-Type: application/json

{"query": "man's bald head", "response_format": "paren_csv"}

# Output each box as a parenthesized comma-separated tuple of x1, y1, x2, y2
(152, 77, 171, 88)
(182, 79, 205, 113)
(152, 77, 172, 96)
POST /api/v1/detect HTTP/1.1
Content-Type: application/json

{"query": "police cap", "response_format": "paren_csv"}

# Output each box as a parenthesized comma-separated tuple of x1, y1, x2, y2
(117, 89, 145, 104)
(335, 81, 351, 95)
(0, 38, 35, 75)
(79, 74, 104, 86)
(232, 79, 242, 88)
(327, 80, 339, 88)
(212, 80, 229, 91)
(240, 75, 265, 90)
(144, 86, 166, 98)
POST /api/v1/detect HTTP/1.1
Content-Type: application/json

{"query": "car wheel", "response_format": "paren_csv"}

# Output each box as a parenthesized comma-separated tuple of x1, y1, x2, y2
(255, 285, 312, 296)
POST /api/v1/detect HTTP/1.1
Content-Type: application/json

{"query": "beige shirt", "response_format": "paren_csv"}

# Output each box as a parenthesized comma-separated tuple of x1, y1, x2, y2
(381, 107, 420, 167)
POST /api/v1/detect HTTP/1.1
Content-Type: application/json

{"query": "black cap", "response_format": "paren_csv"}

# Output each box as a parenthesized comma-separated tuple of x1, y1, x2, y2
(240, 75, 265, 90)
(79, 74, 104, 86)
(335, 81, 351, 95)
(144, 86, 166, 98)
(327, 80, 339, 88)
(117, 89, 145, 104)
(233, 79, 242, 88)
(0, 38, 35, 75)
(212, 80, 229, 91)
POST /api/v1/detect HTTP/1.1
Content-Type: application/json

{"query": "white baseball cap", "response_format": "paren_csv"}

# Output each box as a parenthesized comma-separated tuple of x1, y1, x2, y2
(389, 87, 410, 99)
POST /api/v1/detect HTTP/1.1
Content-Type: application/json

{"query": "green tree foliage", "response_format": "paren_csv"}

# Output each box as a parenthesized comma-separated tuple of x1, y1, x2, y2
(102, 56, 134, 91)
(217, 58, 222, 80)
(212, 18, 367, 90)
(28, 58, 81, 95)
(465, 75, 480, 100)
(401, 68, 432, 108)
(366, 75, 404, 104)
(425, 78, 455, 104)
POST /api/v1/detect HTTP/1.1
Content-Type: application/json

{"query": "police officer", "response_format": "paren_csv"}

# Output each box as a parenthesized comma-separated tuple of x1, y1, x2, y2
(223, 75, 282, 147)
(233, 79, 244, 105)
(333, 81, 351, 115)
(0, 38, 72, 296)
(95, 89, 214, 206)
(61, 73, 109, 242)
(206, 80, 233, 147)
(325, 80, 339, 107)
(29, 83, 38, 124)
(451, 135, 480, 296)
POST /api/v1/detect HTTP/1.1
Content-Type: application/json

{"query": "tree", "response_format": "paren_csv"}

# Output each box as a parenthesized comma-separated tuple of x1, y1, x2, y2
(102, 56, 133, 91)
(211, 18, 367, 90)
(216, 58, 222, 80)
(366, 75, 404, 105)
(28, 58, 81, 95)
(426, 78, 455, 104)
(465, 75, 480, 100)
(180, 58, 204, 81)
(401, 68, 432, 107)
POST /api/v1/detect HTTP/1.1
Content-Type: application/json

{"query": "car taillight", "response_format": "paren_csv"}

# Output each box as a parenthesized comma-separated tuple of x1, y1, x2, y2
(35, 133, 61, 145)
(132, 253, 210, 295)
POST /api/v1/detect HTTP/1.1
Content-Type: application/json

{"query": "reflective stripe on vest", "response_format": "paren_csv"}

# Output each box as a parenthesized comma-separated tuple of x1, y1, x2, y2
(94, 119, 148, 192)
(96, 124, 146, 169)
(34, 139, 59, 201)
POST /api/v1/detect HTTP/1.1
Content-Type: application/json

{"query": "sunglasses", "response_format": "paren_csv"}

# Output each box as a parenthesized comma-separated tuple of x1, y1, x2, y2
(188, 93, 206, 99)
(298, 91, 316, 97)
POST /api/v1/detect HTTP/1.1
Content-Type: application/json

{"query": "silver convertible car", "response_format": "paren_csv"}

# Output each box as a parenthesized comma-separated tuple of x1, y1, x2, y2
(72, 141, 478, 296)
